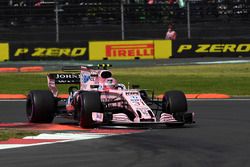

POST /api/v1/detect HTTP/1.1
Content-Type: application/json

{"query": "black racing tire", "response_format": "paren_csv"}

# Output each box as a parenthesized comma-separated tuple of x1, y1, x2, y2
(26, 90, 56, 123)
(162, 90, 187, 114)
(79, 91, 103, 128)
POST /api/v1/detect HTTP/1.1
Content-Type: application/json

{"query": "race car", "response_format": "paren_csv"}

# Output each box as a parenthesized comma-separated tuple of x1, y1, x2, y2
(26, 64, 195, 128)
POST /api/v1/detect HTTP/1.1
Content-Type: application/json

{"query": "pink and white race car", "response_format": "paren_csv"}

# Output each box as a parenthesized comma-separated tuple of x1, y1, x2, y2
(26, 64, 195, 128)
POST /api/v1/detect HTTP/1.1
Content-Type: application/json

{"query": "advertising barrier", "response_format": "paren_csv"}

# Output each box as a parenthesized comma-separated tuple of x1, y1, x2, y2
(9, 42, 89, 60)
(5, 39, 249, 61)
(0, 43, 9, 62)
(89, 40, 172, 60)
(172, 39, 250, 58)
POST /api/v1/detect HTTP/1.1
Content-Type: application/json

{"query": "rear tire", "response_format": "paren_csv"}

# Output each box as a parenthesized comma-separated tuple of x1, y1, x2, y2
(26, 90, 56, 123)
(79, 91, 103, 128)
(162, 90, 187, 122)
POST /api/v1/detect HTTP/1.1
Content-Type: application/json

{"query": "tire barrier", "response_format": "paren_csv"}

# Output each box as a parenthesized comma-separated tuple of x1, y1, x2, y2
(0, 67, 19, 72)
(0, 66, 44, 72)
(19, 66, 44, 72)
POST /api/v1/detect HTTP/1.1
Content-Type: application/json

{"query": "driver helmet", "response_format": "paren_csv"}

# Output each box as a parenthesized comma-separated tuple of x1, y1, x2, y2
(104, 77, 117, 90)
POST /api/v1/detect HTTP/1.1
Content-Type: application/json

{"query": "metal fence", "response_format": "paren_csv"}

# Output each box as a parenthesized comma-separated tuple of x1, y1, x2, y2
(0, 0, 249, 42)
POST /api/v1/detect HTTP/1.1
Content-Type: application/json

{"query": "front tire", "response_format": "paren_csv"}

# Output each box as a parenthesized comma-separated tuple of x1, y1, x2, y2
(162, 90, 187, 122)
(79, 91, 103, 128)
(26, 90, 56, 123)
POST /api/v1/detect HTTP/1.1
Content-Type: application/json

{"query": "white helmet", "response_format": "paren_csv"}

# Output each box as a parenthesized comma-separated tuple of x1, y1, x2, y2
(104, 78, 117, 89)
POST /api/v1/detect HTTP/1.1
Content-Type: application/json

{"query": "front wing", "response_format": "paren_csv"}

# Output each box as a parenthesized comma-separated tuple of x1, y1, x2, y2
(92, 112, 194, 128)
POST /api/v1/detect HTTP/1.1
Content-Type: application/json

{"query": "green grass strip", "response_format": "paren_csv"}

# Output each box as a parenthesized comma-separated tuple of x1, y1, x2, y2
(0, 129, 39, 141)
(0, 63, 250, 95)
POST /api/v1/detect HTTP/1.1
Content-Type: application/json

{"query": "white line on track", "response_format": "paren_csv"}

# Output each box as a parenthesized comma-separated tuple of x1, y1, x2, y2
(194, 60, 250, 65)
(0, 133, 116, 150)
(0, 140, 72, 150)
(157, 59, 250, 66)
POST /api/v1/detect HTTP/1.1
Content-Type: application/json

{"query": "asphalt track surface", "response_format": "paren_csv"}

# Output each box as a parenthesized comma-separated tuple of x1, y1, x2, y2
(0, 99, 250, 167)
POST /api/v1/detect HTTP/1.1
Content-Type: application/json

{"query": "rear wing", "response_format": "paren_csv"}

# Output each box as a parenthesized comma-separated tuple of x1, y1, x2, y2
(47, 73, 80, 84)
(47, 64, 112, 97)
(47, 73, 80, 97)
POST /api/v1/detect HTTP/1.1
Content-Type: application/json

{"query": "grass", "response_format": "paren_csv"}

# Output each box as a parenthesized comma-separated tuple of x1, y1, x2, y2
(0, 129, 39, 141)
(0, 63, 250, 95)
(114, 64, 250, 95)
